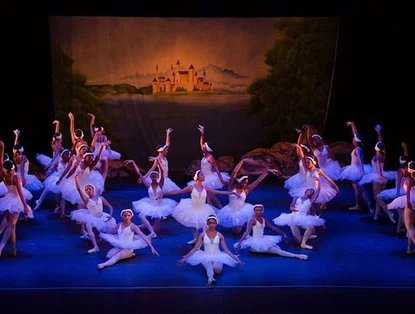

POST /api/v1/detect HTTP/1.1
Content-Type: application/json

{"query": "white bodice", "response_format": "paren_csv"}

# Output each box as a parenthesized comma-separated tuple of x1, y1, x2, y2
(403, 180, 415, 204)
(201, 156, 214, 176)
(313, 146, 329, 166)
(148, 185, 163, 205)
(228, 189, 247, 207)
(117, 224, 135, 242)
(304, 168, 319, 189)
(16, 159, 29, 174)
(157, 157, 169, 178)
(191, 187, 207, 208)
(202, 233, 221, 255)
(351, 147, 363, 167)
(295, 197, 312, 215)
(251, 219, 265, 238)
(87, 197, 103, 217)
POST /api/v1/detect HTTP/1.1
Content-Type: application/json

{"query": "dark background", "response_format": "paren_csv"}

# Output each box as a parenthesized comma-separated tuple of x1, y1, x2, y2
(1, 1, 409, 166)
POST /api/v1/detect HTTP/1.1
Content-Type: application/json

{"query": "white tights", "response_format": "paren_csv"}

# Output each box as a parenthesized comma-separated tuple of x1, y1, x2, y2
(203, 262, 223, 280)
(250, 246, 308, 259)
(98, 247, 135, 269)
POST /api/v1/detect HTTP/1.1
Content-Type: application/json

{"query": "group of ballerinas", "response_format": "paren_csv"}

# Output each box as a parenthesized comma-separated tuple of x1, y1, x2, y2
(0, 114, 414, 285)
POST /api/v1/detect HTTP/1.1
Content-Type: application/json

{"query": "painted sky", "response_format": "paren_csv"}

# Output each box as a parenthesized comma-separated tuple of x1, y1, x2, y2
(49, 17, 281, 85)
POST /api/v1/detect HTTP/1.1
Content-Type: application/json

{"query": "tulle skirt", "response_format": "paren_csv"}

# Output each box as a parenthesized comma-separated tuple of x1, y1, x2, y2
(185, 250, 237, 267)
(358, 171, 396, 186)
(0, 190, 33, 217)
(172, 199, 217, 229)
(99, 233, 149, 250)
(234, 235, 282, 252)
(387, 193, 415, 210)
(61, 171, 105, 205)
(187, 172, 230, 190)
(70, 209, 116, 232)
(36, 153, 52, 168)
(144, 177, 181, 192)
(43, 172, 63, 194)
(17, 173, 43, 192)
(132, 197, 178, 219)
(339, 164, 372, 182)
(284, 173, 306, 191)
(288, 184, 337, 203)
(95, 143, 121, 161)
(273, 212, 325, 228)
(0, 181, 7, 196)
(217, 202, 254, 227)
(319, 159, 341, 180)
(377, 187, 405, 200)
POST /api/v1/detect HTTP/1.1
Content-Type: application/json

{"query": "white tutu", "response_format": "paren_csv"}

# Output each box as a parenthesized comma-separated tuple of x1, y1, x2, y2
(0, 181, 7, 196)
(273, 212, 325, 228)
(320, 159, 341, 180)
(99, 233, 149, 250)
(132, 197, 177, 219)
(70, 209, 116, 232)
(284, 173, 306, 190)
(359, 171, 396, 186)
(217, 202, 254, 227)
(185, 250, 237, 267)
(95, 143, 121, 160)
(172, 199, 217, 229)
(234, 235, 282, 252)
(0, 186, 33, 217)
(16, 173, 43, 192)
(43, 172, 62, 194)
(339, 163, 372, 182)
(36, 153, 52, 168)
(61, 170, 104, 205)
(377, 187, 405, 200)
(187, 172, 230, 190)
(288, 184, 337, 203)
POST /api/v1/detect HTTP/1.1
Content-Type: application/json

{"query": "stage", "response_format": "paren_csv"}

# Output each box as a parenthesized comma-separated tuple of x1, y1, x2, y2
(1, 178, 414, 313)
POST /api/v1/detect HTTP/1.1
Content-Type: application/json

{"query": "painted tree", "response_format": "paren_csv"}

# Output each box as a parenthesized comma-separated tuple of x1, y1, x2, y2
(247, 17, 338, 146)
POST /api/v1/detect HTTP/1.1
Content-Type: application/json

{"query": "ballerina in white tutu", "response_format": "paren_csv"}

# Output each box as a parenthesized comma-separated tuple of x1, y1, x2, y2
(68, 112, 89, 154)
(358, 125, 396, 222)
(187, 125, 230, 208)
(36, 120, 64, 176)
(235, 204, 308, 260)
(378, 142, 410, 232)
(218, 157, 280, 235)
(87, 112, 121, 161)
(70, 173, 115, 253)
(98, 209, 160, 270)
(339, 121, 372, 211)
(12, 129, 43, 192)
(273, 179, 324, 250)
(303, 124, 341, 181)
(178, 215, 244, 286)
(165, 170, 238, 245)
(402, 161, 415, 254)
(0, 142, 33, 258)
(33, 149, 72, 215)
(144, 127, 180, 193)
(126, 159, 177, 235)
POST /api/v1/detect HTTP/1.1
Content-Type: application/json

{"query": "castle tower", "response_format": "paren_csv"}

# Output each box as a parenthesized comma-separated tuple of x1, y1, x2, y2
(166, 77, 172, 93)
(156, 64, 158, 78)
(152, 78, 158, 94)
(203, 69, 206, 79)
(189, 64, 195, 85)
(172, 72, 175, 83)
(176, 59, 180, 72)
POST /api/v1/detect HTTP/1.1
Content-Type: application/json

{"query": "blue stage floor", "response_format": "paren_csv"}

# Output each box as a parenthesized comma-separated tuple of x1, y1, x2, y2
(1, 178, 414, 313)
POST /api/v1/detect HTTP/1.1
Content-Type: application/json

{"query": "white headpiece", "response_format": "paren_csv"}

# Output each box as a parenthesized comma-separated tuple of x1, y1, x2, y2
(236, 175, 249, 183)
(13, 146, 24, 153)
(399, 156, 407, 165)
(84, 184, 95, 192)
(408, 161, 414, 174)
(253, 204, 264, 212)
(300, 144, 310, 153)
(206, 215, 219, 224)
(76, 144, 89, 154)
(353, 134, 362, 143)
(157, 144, 169, 152)
(305, 155, 317, 165)
(82, 151, 94, 159)
(54, 133, 62, 140)
(150, 171, 159, 176)
(193, 170, 201, 181)
(204, 142, 213, 152)
(374, 141, 384, 152)
(120, 209, 134, 217)
(312, 134, 322, 140)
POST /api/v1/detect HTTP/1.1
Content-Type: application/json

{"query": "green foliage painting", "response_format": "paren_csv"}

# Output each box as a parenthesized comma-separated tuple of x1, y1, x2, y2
(247, 17, 338, 146)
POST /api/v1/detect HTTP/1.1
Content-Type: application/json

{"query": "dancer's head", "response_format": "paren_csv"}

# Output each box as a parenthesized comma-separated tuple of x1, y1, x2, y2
(353, 134, 363, 146)
(399, 155, 409, 167)
(304, 188, 315, 198)
(3, 153, 9, 161)
(74, 129, 84, 139)
(300, 144, 311, 155)
(150, 171, 159, 183)
(374, 141, 385, 154)
(12, 145, 24, 161)
(203, 142, 214, 154)
(2, 159, 16, 173)
(53, 132, 62, 141)
(60, 149, 71, 161)
(304, 156, 317, 169)
(94, 125, 105, 133)
(236, 175, 249, 188)
(76, 144, 89, 156)
(253, 204, 264, 215)
(311, 134, 323, 146)
(156, 143, 169, 155)
(206, 215, 218, 229)
(120, 209, 134, 220)
(82, 151, 94, 164)
(193, 170, 205, 182)
(408, 161, 415, 177)
(84, 184, 95, 197)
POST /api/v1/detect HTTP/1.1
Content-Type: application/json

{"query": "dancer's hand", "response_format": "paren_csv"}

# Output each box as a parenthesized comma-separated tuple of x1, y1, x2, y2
(151, 247, 160, 256)
(268, 169, 280, 175)
(148, 156, 157, 162)
(124, 160, 135, 165)
(87, 113, 95, 119)
(105, 216, 112, 222)
(242, 157, 254, 164)
(374, 124, 382, 133)
(198, 125, 204, 134)
(155, 193, 163, 200)
(235, 243, 241, 253)
(177, 257, 186, 265)
(295, 128, 302, 134)
(52, 120, 59, 125)
(166, 128, 173, 134)
(345, 121, 353, 126)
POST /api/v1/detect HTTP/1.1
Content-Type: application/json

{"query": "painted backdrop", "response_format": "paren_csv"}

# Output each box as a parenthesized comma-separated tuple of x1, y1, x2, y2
(49, 17, 338, 171)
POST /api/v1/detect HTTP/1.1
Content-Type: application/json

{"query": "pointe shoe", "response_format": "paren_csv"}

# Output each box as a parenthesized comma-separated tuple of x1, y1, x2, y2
(162, 216, 167, 220)
(296, 254, 308, 260)
(187, 239, 197, 245)
(80, 233, 89, 239)
(33, 200, 41, 211)
(348, 206, 361, 211)
(301, 243, 313, 250)
(88, 247, 100, 254)
(207, 278, 216, 286)
(97, 263, 105, 270)
(149, 232, 157, 239)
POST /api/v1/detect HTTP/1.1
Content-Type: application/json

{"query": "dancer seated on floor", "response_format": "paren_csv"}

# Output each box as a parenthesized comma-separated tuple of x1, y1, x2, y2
(98, 209, 159, 270)
(235, 204, 308, 260)
(273, 178, 325, 250)
(178, 215, 244, 286)
(70, 173, 116, 253)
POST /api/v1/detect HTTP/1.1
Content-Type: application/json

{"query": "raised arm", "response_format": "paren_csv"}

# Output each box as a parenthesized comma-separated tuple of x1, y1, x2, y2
(346, 121, 359, 136)
(0, 140, 4, 170)
(310, 177, 321, 204)
(302, 125, 315, 149)
(53, 120, 60, 133)
(100, 196, 113, 220)
(401, 142, 408, 157)
(124, 160, 150, 187)
(228, 158, 254, 190)
(247, 169, 279, 193)
(68, 112, 76, 144)
(198, 125, 205, 151)
(87, 113, 96, 138)
(13, 129, 20, 146)
(165, 128, 173, 147)
(75, 173, 89, 204)
(143, 157, 158, 179)
(374, 124, 383, 143)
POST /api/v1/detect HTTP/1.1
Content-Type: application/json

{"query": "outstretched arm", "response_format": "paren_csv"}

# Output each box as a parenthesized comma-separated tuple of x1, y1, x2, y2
(165, 128, 173, 146)
(198, 125, 205, 151)
(53, 120, 60, 133)
(346, 121, 359, 136)
(100, 196, 113, 220)
(164, 185, 192, 196)
(131, 224, 160, 256)
(87, 113, 96, 138)
(177, 233, 204, 264)
(235, 219, 255, 251)
(228, 157, 254, 190)
(265, 218, 287, 239)
(401, 142, 408, 157)
(219, 233, 244, 265)
(124, 160, 150, 187)
(13, 129, 20, 146)
(68, 112, 76, 144)
(302, 125, 315, 149)
(208, 156, 226, 185)
(75, 173, 89, 204)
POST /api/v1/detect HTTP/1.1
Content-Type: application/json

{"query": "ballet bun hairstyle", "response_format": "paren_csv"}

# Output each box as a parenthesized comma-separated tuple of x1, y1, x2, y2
(156, 143, 169, 152)
(399, 155, 408, 166)
(13, 144, 24, 154)
(74, 129, 84, 139)
(94, 125, 105, 133)
(374, 141, 385, 152)
(3, 153, 9, 161)
(204, 142, 214, 152)
(53, 132, 62, 140)
(2, 159, 16, 171)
